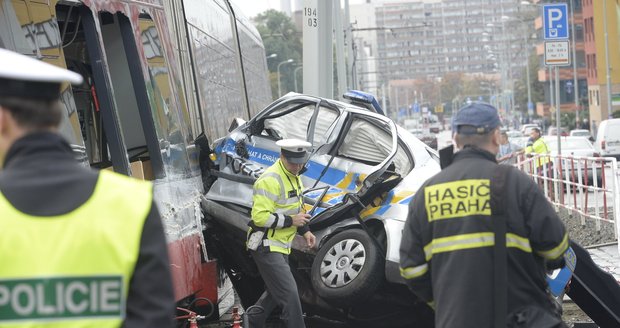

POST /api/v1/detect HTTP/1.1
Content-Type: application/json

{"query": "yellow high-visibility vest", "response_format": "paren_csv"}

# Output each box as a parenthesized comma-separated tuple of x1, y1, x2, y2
(250, 160, 304, 254)
(0, 170, 152, 327)
(525, 138, 551, 168)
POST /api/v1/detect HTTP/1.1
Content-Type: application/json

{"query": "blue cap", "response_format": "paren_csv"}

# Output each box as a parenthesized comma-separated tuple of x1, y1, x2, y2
(452, 102, 501, 135)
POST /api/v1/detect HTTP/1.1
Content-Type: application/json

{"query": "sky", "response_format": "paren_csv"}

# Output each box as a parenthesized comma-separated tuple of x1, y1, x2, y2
(234, 0, 369, 19)
(234, 0, 279, 18)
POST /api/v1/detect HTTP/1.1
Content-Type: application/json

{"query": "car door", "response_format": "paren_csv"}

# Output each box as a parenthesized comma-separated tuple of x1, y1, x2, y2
(206, 96, 341, 208)
(304, 110, 402, 229)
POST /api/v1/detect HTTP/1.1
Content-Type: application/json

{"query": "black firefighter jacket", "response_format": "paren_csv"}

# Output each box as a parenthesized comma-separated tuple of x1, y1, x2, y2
(399, 146, 568, 328)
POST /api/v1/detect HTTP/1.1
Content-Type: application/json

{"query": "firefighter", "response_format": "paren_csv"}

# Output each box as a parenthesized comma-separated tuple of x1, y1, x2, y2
(246, 139, 316, 328)
(399, 102, 568, 328)
(0, 48, 174, 326)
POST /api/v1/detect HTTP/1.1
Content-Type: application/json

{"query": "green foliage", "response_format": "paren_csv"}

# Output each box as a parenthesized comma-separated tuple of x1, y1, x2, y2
(514, 52, 545, 114)
(254, 10, 302, 99)
(612, 111, 620, 118)
(437, 73, 497, 113)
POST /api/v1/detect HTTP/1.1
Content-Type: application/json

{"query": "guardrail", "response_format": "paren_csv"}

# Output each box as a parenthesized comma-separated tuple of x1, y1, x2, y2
(514, 154, 619, 243)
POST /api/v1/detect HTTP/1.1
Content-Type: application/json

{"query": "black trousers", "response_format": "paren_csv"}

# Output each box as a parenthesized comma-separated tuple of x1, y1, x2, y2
(247, 249, 305, 328)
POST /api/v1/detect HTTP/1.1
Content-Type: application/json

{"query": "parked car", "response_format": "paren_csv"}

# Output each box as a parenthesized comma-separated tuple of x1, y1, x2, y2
(542, 136, 603, 187)
(547, 127, 569, 136)
(594, 118, 620, 159)
(521, 123, 540, 135)
(407, 128, 438, 149)
(506, 130, 523, 138)
(200, 93, 440, 324)
(570, 129, 591, 138)
(511, 136, 531, 149)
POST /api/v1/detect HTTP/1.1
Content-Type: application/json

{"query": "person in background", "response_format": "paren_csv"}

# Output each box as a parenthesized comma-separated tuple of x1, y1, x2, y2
(497, 130, 523, 165)
(0, 48, 174, 327)
(524, 127, 552, 175)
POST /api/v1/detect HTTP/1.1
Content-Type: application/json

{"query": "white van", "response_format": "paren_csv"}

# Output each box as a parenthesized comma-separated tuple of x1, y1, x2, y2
(595, 118, 620, 158)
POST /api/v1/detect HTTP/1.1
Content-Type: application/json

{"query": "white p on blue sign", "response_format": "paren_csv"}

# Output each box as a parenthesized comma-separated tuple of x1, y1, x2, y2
(543, 3, 569, 40)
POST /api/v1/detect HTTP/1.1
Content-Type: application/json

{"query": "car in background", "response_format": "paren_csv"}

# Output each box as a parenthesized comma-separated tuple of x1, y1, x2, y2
(570, 129, 591, 137)
(201, 92, 440, 324)
(408, 128, 438, 149)
(542, 136, 603, 187)
(521, 123, 540, 135)
(511, 136, 531, 150)
(594, 118, 620, 159)
(506, 130, 523, 138)
(547, 127, 569, 136)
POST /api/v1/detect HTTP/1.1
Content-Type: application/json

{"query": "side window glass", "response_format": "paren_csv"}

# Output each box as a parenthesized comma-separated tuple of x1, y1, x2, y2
(138, 16, 189, 175)
(262, 104, 314, 141)
(337, 117, 412, 175)
(338, 118, 391, 164)
(139, 17, 176, 146)
(2, 1, 85, 153)
(312, 106, 339, 146)
(261, 103, 339, 144)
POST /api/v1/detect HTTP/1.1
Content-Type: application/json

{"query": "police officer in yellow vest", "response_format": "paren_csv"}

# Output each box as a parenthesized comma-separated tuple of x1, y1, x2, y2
(524, 127, 551, 172)
(247, 139, 316, 328)
(0, 49, 174, 327)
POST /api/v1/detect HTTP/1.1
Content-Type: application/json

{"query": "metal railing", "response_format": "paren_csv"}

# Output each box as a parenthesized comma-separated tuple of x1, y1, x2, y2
(514, 154, 619, 244)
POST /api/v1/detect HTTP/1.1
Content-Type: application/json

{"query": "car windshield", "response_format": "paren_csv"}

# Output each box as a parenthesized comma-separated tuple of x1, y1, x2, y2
(571, 131, 590, 137)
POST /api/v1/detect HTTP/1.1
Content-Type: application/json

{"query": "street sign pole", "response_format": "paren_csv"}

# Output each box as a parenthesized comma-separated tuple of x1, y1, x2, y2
(542, 3, 569, 154)
(556, 66, 561, 155)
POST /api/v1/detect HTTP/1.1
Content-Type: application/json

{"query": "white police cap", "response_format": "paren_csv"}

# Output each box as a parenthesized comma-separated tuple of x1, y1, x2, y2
(0, 48, 83, 100)
(276, 139, 311, 164)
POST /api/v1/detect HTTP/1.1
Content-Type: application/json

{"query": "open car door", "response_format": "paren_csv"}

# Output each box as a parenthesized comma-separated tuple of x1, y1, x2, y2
(205, 95, 340, 209)
(304, 111, 403, 231)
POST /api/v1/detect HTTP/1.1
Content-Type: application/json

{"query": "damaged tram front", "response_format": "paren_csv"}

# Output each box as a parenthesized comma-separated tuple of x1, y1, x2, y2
(0, 0, 271, 322)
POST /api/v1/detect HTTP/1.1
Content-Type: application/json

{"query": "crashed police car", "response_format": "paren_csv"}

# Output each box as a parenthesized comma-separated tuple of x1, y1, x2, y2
(198, 92, 439, 323)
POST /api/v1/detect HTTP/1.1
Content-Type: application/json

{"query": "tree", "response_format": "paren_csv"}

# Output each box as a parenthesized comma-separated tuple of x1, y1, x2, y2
(514, 52, 544, 116)
(254, 10, 302, 99)
(439, 73, 464, 108)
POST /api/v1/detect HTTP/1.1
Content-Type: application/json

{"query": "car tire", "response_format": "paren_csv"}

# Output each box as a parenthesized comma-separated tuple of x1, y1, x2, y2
(311, 229, 384, 305)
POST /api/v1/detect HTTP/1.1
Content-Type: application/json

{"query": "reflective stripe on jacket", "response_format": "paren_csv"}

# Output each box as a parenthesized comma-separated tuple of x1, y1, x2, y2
(0, 170, 152, 327)
(250, 159, 304, 254)
(525, 138, 551, 168)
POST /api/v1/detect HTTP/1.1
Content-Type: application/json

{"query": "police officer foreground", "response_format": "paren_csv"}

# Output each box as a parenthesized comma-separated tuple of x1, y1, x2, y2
(399, 102, 569, 328)
(0, 48, 174, 327)
(247, 139, 316, 328)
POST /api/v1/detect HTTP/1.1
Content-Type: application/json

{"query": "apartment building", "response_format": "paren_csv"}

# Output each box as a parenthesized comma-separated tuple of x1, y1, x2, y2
(583, 0, 620, 125)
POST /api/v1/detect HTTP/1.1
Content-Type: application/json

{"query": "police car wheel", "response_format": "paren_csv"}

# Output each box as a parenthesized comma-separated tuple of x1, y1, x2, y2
(310, 229, 384, 305)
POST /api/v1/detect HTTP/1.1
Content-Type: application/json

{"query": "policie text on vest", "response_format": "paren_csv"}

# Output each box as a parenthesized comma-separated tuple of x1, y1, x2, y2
(0, 276, 123, 321)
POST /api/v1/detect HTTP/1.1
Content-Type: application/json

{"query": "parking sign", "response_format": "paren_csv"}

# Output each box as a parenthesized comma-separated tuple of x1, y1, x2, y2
(543, 3, 569, 40)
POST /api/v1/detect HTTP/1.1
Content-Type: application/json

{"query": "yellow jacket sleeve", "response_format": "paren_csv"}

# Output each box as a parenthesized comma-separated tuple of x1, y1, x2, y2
(251, 175, 280, 228)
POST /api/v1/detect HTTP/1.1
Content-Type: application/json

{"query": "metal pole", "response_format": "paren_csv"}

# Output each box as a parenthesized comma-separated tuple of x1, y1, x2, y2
(395, 87, 400, 121)
(294, 66, 303, 93)
(570, 0, 580, 126)
(382, 83, 387, 117)
(344, 0, 354, 90)
(277, 61, 284, 98)
(549, 65, 554, 132)
(277, 59, 293, 98)
(334, 0, 347, 98)
(603, 0, 613, 119)
(556, 66, 562, 155)
(523, 24, 532, 118)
